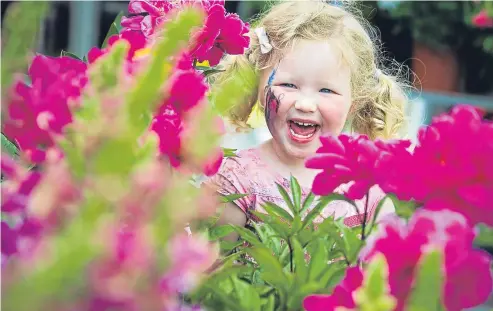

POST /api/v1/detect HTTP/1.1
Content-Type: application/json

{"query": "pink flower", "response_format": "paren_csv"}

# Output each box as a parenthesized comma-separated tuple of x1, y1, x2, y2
(121, 0, 175, 38)
(121, 0, 249, 66)
(151, 104, 183, 167)
(88, 30, 147, 65)
(3, 55, 87, 163)
(306, 134, 383, 200)
(190, 5, 250, 66)
(360, 208, 493, 311)
(1, 170, 42, 214)
(160, 233, 218, 295)
(376, 105, 493, 226)
(472, 9, 493, 28)
(159, 70, 208, 115)
(1, 222, 18, 258)
(303, 267, 363, 311)
(202, 147, 223, 177)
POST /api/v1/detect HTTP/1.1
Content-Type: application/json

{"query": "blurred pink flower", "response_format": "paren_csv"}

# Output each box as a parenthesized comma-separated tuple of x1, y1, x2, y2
(472, 9, 493, 28)
(160, 233, 218, 295)
(360, 208, 493, 311)
(121, 0, 175, 38)
(151, 104, 183, 168)
(1, 170, 42, 214)
(88, 30, 147, 66)
(303, 266, 363, 311)
(3, 56, 87, 163)
(159, 70, 208, 115)
(1, 222, 18, 258)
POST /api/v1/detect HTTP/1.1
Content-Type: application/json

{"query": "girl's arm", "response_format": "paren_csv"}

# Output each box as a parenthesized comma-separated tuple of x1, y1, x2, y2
(214, 202, 247, 242)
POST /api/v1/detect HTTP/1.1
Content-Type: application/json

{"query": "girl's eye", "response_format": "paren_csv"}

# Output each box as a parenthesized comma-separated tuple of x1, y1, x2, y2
(280, 83, 297, 89)
(320, 88, 333, 94)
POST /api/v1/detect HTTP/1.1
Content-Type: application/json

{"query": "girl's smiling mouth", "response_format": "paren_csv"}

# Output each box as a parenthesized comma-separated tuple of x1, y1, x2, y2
(287, 118, 321, 143)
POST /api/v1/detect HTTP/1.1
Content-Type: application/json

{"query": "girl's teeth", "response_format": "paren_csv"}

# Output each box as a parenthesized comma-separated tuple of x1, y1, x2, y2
(290, 128, 315, 139)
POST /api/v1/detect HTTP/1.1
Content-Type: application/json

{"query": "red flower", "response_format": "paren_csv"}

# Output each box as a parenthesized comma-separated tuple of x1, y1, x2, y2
(303, 267, 363, 311)
(3, 55, 87, 163)
(121, 0, 175, 38)
(376, 105, 493, 226)
(88, 30, 147, 65)
(360, 208, 493, 311)
(151, 105, 183, 168)
(190, 5, 250, 66)
(202, 147, 223, 177)
(472, 9, 493, 28)
(158, 70, 208, 115)
(306, 134, 383, 200)
(121, 0, 249, 66)
(1, 222, 18, 258)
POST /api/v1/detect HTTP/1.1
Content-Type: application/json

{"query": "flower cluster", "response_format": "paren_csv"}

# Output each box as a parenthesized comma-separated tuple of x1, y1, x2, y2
(304, 209, 493, 311)
(472, 9, 493, 28)
(121, 0, 250, 66)
(2, 55, 87, 163)
(308, 105, 493, 227)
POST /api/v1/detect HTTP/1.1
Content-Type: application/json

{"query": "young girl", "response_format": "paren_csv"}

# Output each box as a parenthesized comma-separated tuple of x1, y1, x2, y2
(205, 1, 409, 242)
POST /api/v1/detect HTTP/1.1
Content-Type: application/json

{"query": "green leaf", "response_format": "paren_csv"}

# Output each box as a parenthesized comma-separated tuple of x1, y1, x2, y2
(291, 237, 308, 281)
(290, 175, 302, 214)
(222, 148, 238, 157)
(1, 2, 49, 106)
(126, 8, 204, 135)
(232, 225, 263, 247)
(405, 250, 444, 311)
(220, 193, 248, 203)
(336, 221, 363, 264)
(474, 224, 493, 248)
(101, 11, 124, 48)
(300, 192, 316, 214)
(262, 201, 294, 222)
(388, 193, 419, 220)
(91, 138, 136, 176)
(1, 133, 19, 158)
(252, 211, 291, 239)
(353, 253, 397, 311)
(245, 246, 290, 290)
(209, 225, 236, 241)
(307, 239, 329, 281)
(276, 182, 295, 214)
(232, 278, 262, 311)
(60, 50, 82, 61)
(302, 194, 351, 230)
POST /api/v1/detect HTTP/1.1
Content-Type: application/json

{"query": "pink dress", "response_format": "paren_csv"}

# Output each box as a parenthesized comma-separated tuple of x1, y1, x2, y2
(206, 148, 385, 228)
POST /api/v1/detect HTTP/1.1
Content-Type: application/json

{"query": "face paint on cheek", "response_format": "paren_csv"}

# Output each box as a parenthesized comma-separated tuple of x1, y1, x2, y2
(264, 86, 284, 131)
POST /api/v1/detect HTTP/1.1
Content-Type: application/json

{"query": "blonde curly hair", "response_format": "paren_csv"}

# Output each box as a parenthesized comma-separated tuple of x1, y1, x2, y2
(210, 0, 411, 140)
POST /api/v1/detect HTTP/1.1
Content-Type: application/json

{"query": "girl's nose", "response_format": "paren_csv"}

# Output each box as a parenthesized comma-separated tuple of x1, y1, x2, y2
(294, 96, 317, 113)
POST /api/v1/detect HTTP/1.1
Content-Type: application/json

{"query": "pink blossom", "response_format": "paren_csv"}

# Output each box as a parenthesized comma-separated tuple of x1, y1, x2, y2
(189, 5, 250, 66)
(472, 9, 493, 28)
(306, 134, 383, 200)
(1, 222, 18, 258)
(159, 70, 208, 115)
(3, 56, 87, 163)
(376, 105, 493, 226)
(303, 267, 363, 311)
(1, 170, 42, 214)
(160, 233, 218, 295)
(202, 147, 223, 177)
(360, 208, 493, 311)
(121, 0, 175, 38)
(88, 30, 147, 65)
(151, 104, 183, 168)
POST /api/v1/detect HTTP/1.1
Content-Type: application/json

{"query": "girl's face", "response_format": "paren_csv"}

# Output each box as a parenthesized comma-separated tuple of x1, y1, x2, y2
(258, 39, 352, 160)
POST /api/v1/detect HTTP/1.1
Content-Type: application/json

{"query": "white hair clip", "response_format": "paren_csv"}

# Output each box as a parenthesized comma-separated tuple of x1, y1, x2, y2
(254, 27, 273, 54)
